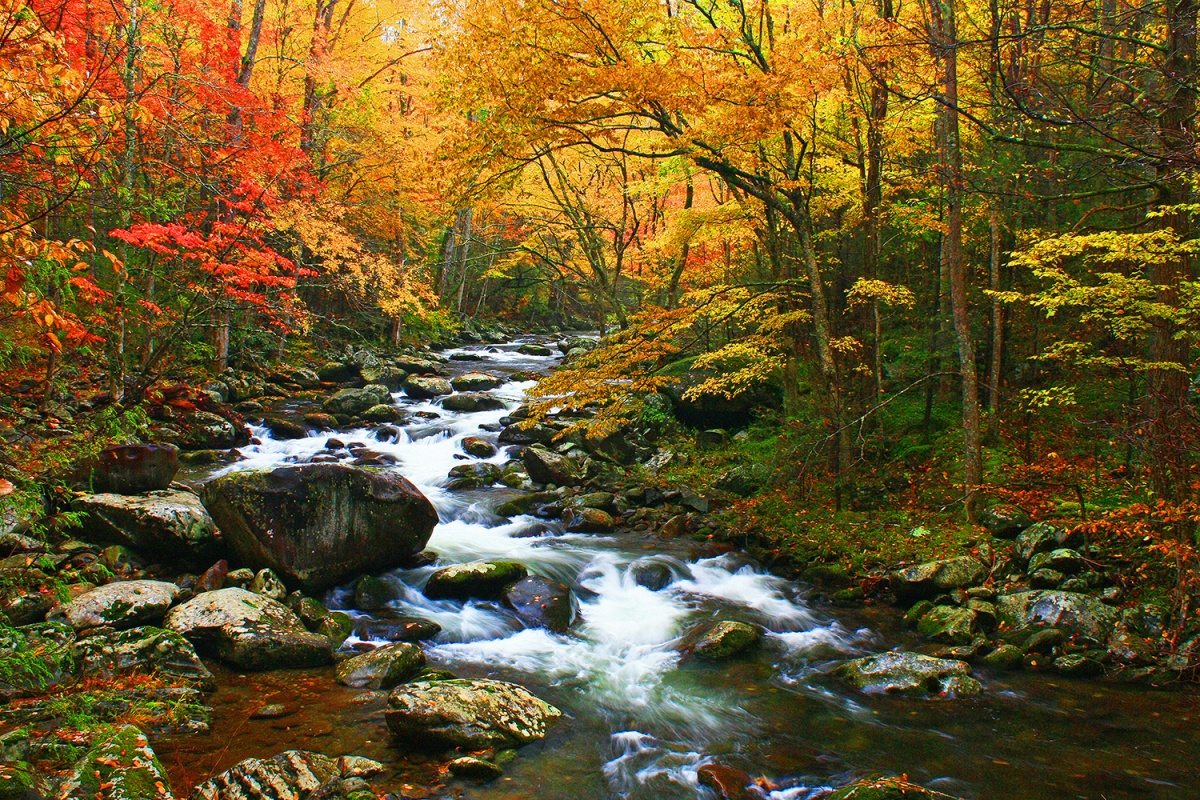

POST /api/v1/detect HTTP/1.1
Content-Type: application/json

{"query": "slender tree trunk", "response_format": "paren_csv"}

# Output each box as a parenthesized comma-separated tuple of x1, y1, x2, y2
(667, 178, 695, 308)
(987, 203, 1003, 426)
(927, 0, 983, 518)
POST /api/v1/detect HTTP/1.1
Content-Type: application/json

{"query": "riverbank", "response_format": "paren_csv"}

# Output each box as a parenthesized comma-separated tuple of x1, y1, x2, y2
(2, 334, 1199, 800)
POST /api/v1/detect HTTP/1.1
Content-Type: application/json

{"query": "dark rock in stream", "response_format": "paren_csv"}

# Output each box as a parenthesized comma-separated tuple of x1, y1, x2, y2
(443, 393, 506, 413)
(352, 614, 441, 643)
(335, 643, 425, 689)
(263, 417, 308, 440)
(889, 556, 986, 603)
(696, 763, 754, 800)
(191, 751, 384, 800)
(200, 464, 438, 593)
(323, 385, 390, 416)
(461, 436, 497, 458)
(505, 576, 574, 632)
(523, 446, 580, 486)
(385, 678, 562, 749)
(683, 620, 762, 660)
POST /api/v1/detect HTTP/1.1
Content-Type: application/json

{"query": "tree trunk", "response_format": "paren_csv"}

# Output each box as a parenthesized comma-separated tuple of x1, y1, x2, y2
(927, 0, 983, 519)
(987, 203, 1003, 427)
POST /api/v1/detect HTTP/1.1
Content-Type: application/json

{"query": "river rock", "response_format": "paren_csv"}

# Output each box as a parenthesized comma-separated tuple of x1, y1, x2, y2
(995, 590, 1120, 643)
(451, 373, 504, 392)
(424, 561, 528, 601)
(191, 751, 384, 800)
(352, 614, 442, 643)
(461, 437, 497, 458)
(523, 447, 579, 486)
(336, 643, 426, 689)
(182, 411, 246, 450)
(324, 385, 391, 416)
(72, 444, 180, 494)
(393, 356, 442, 376)
(248, 568, 288, 601)
(57, 726, 174, 800)
(361, 366, 408, 390)
(686, 620, 761, 660)
(443, 393, 506, 412)
(264, 417, 309, 440)
(354, 575, 397, 611)
(448, 757, 503, 782)
(73, 490, 221, 566)
(631, 561, 674, 591)
(164, 588, 333, 670)
(981, 643, 1023, 669)
(200, 464, 439, 593)
(981, 504, 1033, 539)
(1015, 522, 1062, 563)
(73, 625, 215, 690)
(1030, 548, 1085, 574)
(505, 576, 573, 632)
(517, 343, 555, 356)
(831, 651, 983, 697)
(403, 375, 453, 399)
(56, 580, 180, 631)
(446, 462, 503, 490)
(385, 678, 561, 748)
(916, 605, 979, 645)
(318, 362, 360, 383)
(562, 506, 615, 533)
(828, 777, 963, 800)
(889, 556, 986, 602)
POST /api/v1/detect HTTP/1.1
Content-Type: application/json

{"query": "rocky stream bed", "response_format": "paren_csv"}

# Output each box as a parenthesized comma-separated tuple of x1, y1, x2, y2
(3, 336, 1200, 800)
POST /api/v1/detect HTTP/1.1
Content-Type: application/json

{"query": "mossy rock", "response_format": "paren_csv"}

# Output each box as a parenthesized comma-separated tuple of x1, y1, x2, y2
(831, 651, 982, 698)
(685, 620, 762, 660)
(828, 776, 963, 799)
(57, 725, 174, 800)
(385, 678, 561, 749)
(336, 643, 426, 690)
(423, 561, 528, 601)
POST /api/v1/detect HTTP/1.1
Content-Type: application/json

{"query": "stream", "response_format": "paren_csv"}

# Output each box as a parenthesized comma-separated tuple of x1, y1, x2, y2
(159, 338, 1200, 800)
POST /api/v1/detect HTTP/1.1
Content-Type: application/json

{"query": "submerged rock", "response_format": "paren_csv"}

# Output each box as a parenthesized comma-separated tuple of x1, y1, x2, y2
(447, 756, 503, 782)
(424, 561, 528, 601)
(685, 620, 762, 660)
(56, 579, 180, 631)
(385, 678, 561, 748)
(828, 776, 963, 799)
(200, 464, 439, 593)
(58, 725, 174, 800)
(505, 576, 574, 633)
(335, 643, 426, 690)
(73, 490, 221, 566)
(352, 614, 441, 643)
(164, 587, 333, 670)
(461, 437, 497, 458)
(191, 751, 384, 800)
(831, 651, 983, 698)
(562, 506, 615, 533)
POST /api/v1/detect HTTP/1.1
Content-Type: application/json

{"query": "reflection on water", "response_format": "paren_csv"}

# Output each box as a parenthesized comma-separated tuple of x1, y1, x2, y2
(165, 339, 1200, 800)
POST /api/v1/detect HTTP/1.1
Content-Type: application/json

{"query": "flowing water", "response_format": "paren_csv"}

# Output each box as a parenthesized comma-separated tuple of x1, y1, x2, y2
(161, 338, 1200, 800)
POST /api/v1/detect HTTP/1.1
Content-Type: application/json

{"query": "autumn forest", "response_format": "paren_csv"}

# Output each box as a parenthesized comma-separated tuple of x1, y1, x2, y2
(2, 0, 1200, 798)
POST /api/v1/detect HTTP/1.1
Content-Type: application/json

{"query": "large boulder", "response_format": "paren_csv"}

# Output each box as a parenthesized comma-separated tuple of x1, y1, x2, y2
(504, 576, 574, 633)
(164, 588, 334, 670)
(335, 643, 426, 689)
(191, 751, 384, 800)
(361, 366, 408, 391)
(323, 385, 391, 417)
(181, 411, 247, 450)
(995, 590, 1120, 643)
(522, 447, 579, 487)
(423, 561, 527, 601)
(889, 556, 986, 602)
(385, 678, 561, 749)
(73, 490, 221, 566)
(72, 625, 215, 691)
(72, 444, 179, 494)
(57, 726, 174, 800)
(199, 464, 439, 593)
(403, 375, 454, 399)
(915, 605, 979, 645)
(831, 651, 982, 698)
(451, 373, 504, 392)
(55, 580, 179, 631)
